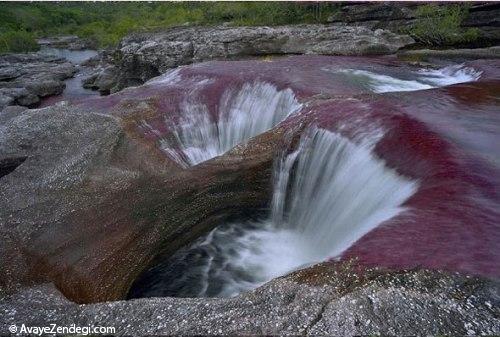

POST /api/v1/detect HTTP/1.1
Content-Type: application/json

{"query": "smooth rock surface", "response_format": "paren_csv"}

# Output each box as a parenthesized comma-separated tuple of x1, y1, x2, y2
(0, 99, 288, 303)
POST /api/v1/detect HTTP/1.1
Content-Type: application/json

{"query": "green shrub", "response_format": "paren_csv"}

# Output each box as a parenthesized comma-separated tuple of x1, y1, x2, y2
(0, 2, 341, 49)
(409, 4, 481, 46)
(0, 30, 39, 53)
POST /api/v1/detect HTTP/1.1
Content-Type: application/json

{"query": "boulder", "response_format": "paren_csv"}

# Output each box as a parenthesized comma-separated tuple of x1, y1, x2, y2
(0, 53, 76, 109)
(82, 65, 118, 95)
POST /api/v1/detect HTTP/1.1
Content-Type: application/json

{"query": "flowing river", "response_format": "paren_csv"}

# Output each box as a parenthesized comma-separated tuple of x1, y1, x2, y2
(39, 46, 99, 107)
(128, 62, 487, 299)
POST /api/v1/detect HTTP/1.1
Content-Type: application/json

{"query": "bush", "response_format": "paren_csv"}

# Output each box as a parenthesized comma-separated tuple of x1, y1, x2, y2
(0, 2, 341, 50)
(409, 4, 481, 47)
(0, 30, 39, 53)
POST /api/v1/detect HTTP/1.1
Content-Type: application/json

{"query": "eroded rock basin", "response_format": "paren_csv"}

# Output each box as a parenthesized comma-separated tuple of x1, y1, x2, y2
(1, 55, 499, 335)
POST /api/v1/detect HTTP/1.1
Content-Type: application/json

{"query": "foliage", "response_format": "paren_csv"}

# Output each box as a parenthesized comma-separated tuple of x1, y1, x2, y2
(409, 4, 480, 46)
(0, 30, 39, 53)
(0, 2, 340, 52)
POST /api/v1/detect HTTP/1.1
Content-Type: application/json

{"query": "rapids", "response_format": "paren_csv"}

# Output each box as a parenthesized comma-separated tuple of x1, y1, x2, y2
(155, 63, 480, 167)
(335, 64, 481, 93)
(115, 56, 500, 299)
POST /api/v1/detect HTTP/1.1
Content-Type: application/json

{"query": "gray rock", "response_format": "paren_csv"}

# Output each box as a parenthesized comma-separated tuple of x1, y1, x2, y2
(82, 65, 118, 94)
(111, 24, 414, 90)
(464, 3, 500, 28)
(0, 52, 77, 109)
(327, 3, 417, 24)
(398, 46, 500, 61)
(1, 266, 498, 336)
(327, 2, 500, 46)
(37, 35, 93, 51)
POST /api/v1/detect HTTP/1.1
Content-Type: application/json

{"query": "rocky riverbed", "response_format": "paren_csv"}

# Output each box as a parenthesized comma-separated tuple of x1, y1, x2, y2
(1, 10, 500, 336)
(0, 53, 76, 109)
(2, 264, 499, 335)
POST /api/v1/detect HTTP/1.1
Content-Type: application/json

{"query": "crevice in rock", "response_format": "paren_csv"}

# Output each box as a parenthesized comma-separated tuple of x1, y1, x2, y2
(0, 156, 27, 179)
(302, 300, 330, 336)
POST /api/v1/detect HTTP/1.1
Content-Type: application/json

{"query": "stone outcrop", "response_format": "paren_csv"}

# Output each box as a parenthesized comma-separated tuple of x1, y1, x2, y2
(328, 2, 500, 46)
(0, 99, 290, 303)
(82, 65, 118, 95)
(1, 265, 499, 335)
(0, 53, 76, 110)
(37, 35, 93, 50)
(107, 24, 413, 91)
(398, 45, 500, 61)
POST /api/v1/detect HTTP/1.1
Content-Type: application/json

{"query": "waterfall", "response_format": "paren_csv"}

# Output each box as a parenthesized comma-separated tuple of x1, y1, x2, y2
(161, 82, 301, 167)
(271, 127, 418, 257)
(130, 127, 418, 299)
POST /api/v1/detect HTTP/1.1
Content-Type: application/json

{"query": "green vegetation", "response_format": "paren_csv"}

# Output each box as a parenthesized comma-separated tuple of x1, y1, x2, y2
(409, 4, 480, 47)
(0, 30, 39, 53)
(0, 2, 339, 53)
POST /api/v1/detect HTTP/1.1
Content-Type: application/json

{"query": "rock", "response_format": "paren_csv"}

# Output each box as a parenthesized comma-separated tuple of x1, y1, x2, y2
(111, 24, 414, 91)
(327, 3, 417, 23)
(80, 50, 118, 94)
(0, 67, 21, 81)
(1, 266, 498, 335)
(327, 2, 500, 46)
(398, 46, 500, 61)
(0, 88, 39, 108)
(464, 3, 500, 28)
(37, 35, 93, 50)
(0, 53, 77, 109)
(0, 98, 287, 303)
(0, 54, 499, 327)
(82, 65, 118, 95)
(0, 105, 27, 117)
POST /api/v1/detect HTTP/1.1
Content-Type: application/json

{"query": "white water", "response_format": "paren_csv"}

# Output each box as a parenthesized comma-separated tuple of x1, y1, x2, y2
(130, 63, 484, 299)
(335, 64, 481, 93)
(133, 127, 418, 298)
(161, 82, 301, 167)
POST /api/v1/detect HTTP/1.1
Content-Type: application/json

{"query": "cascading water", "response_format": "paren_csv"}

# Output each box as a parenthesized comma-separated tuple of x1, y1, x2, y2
(334, 64, 482, 93)
(161, 82, 301, 167)
(129, 127, 418, 299)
